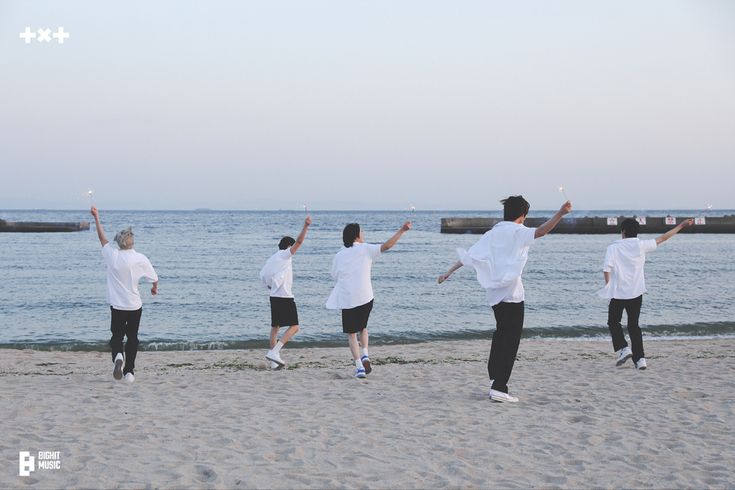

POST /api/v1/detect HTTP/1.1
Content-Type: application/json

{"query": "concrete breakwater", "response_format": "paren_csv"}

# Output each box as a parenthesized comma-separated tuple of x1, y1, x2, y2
(440, 215, 735, 234)
(0, 219, 90, 233)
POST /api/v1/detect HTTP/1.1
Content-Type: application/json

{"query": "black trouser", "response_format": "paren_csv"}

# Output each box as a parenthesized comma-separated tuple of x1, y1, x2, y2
(110, 307, 142, 375)
(607, 295, 644, 362)
(488, 301, 524, 394)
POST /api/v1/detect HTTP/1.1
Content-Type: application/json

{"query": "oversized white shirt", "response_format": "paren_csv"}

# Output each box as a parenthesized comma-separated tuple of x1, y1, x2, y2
(599, 237, 657, 300)
(458, 221, 537, 307)
(101, 243, 158, 311)
(326, 243, 382, 310)
(259, 249, 294, 298)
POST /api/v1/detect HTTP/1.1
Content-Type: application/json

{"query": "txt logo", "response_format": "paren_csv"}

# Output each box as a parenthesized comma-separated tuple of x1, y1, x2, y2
(19, 27, 70, 44)
(19, 451, 35, 477)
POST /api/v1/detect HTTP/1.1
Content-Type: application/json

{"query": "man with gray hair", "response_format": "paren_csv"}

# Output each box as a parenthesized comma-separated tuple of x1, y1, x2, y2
(91, 207, 158, 383)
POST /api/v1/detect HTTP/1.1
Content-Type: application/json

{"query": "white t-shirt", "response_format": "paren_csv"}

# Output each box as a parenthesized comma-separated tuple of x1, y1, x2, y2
(101, 243, 158, 311)
(326, 242, 382, 310)
(259, 249, 294, 298)
(458, 221, 537, 307)
(599, 238, 657, 300)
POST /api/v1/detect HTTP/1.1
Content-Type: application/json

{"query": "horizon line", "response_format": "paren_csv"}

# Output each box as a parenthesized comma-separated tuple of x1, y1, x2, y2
(1, 208, 732, 213)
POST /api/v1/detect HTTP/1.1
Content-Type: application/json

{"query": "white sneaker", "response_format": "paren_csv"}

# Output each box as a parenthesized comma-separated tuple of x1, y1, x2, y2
(124, 372, 135, 383)
(113, 353, 124, 380)
(489, 389, 518, 403)
(635, 358, 647, 370)
(266, 349, 285, 367)
(354, 367, 367, 379)
(269, 360, 281, 370)
(616, 346, 633, 366)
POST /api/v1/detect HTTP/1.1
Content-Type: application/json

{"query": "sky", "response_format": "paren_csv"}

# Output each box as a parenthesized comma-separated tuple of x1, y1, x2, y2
(1, 0, 734, 210)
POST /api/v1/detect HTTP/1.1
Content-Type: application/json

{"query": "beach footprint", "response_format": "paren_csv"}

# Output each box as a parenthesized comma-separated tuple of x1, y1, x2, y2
(194, 464, 218, 484)
(568, 414, 595, 424)
(673, 388, 710, 400)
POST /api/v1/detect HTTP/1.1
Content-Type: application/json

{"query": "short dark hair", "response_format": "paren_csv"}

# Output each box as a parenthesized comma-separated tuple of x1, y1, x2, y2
(501, 195, 530, 221)
(620, 218, 640, 238)
(278, 236, 295, 250)
(343, 223, 360, 247)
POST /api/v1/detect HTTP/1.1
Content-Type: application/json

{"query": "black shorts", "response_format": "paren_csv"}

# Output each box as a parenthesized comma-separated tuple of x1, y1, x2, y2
(342, 300, 374, 334)
(270, 297, 299, 327)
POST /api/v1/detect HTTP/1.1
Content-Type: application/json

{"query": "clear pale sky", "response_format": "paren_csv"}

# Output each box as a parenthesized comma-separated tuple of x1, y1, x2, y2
(1, 1, 733, 210)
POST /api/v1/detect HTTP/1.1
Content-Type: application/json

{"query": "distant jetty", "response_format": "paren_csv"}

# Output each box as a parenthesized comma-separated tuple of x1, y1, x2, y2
(441, 215, 735, 234)
(0, 219, 90, 233)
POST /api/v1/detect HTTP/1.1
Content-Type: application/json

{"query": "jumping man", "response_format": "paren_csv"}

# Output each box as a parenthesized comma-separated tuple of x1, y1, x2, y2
(260, 215, 311, 369)
(327, 221, 411, 378)
(438, 197, 572, 402)
(600, 217, 694, 370)
(91, 207, 158, 383)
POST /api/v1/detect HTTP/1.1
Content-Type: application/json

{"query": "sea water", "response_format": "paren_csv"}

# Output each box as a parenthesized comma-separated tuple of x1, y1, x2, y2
(1, 209, 733, 350)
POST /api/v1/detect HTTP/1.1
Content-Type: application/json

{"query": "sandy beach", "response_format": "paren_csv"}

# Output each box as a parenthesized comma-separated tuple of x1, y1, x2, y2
(2, 338, 734, 489)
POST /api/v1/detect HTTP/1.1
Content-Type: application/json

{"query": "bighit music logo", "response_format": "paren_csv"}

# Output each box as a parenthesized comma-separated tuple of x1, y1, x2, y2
(19, 451, 61, 476)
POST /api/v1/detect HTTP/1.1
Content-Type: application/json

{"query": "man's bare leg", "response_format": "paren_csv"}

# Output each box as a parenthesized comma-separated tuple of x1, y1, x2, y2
(359, 328, 371, 374)
(348, 332, 366, 377)
(279, 325, 300, 346)
(269, 326, 280, 348)
(267, 326, 285, 369)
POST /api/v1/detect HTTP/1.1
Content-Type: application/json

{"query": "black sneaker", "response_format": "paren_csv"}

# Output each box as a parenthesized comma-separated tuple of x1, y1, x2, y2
(360, 355, 372, 375)
(113, 356, 124, 380)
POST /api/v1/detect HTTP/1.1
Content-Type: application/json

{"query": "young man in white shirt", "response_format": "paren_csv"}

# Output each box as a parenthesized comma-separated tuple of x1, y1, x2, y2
(91, 207, 159, 383)
(438, 196, 572, 403)
(259, 216, 311, 369)
(327, 221, 411, 378)
(601, 217, 693, 370)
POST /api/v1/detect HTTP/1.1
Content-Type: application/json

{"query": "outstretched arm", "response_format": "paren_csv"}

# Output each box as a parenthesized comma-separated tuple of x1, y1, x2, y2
(90, 207, 109, 246)
(656, 219, 694, 245)
(535, 201, 572, 239)
(438, 260, 463, 284)
(381, 221, 412, 253)
(290, 215, 312, 255)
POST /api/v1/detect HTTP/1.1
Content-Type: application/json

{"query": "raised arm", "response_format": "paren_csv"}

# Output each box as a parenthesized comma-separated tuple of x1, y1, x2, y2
(438, 260, 463, 284)
(290, 215, 312, 255)
(656, 218, 694, 245)
(381, 221, 411, 253)
(90, 206, 109, 246)
(535, 201, 572, 239)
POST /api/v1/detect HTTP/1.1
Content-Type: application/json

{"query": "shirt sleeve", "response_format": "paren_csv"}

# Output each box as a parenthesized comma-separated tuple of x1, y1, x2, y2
(139, 257, 159, 283)
(101, 243, 115, 264)
(602, 246, 614, 272)
(457, 248, 474, 268)
(640, 239, 657, 254)
(330, 253, 339, 280)
(519, 226, 537, 247)
(367, 243, 382, 260)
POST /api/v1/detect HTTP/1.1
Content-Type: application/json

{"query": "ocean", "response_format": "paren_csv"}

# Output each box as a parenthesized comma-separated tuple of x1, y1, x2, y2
(1, 209, 734, 351)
